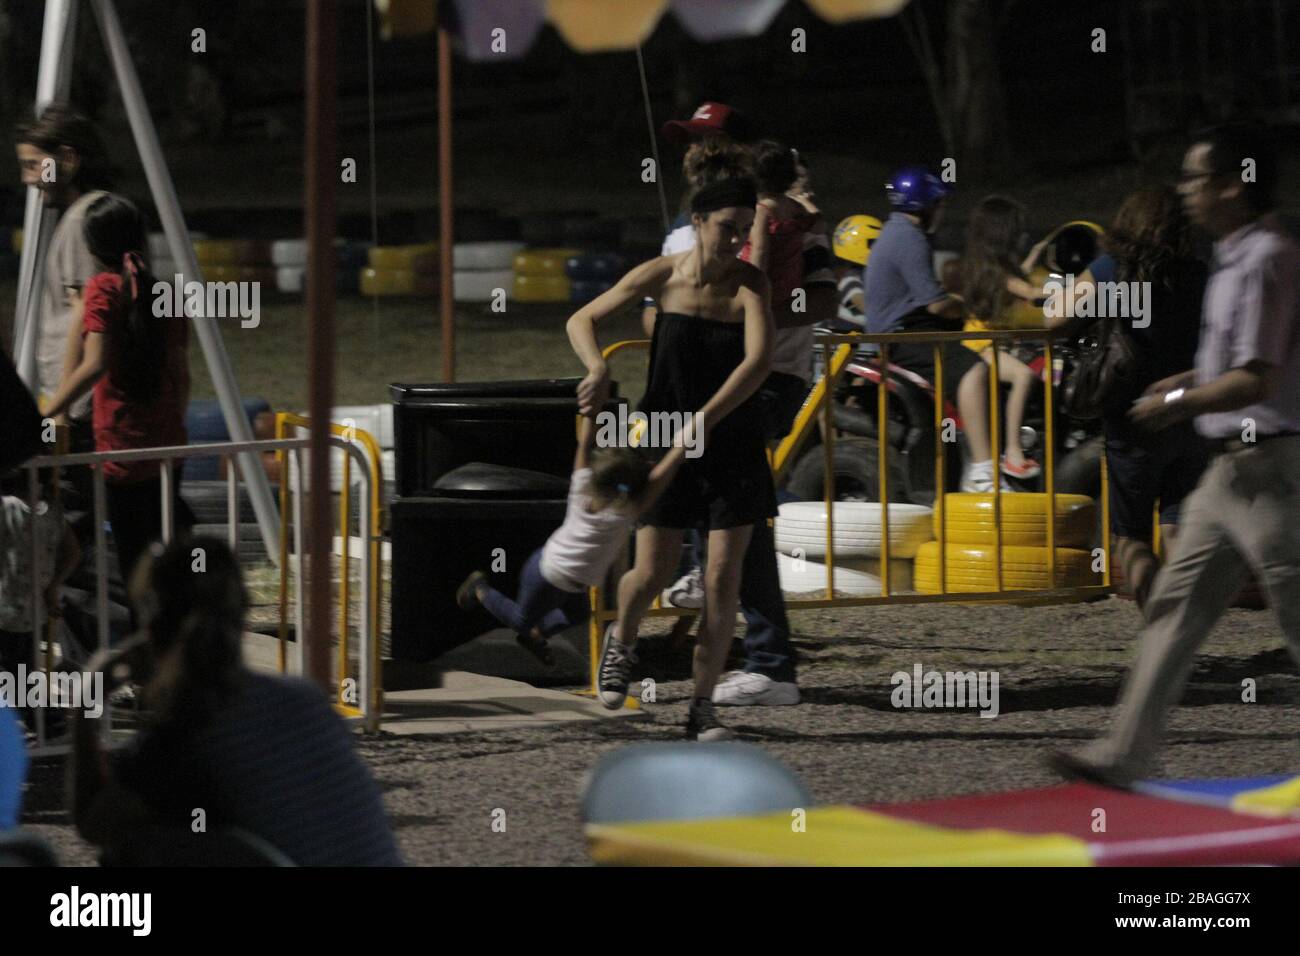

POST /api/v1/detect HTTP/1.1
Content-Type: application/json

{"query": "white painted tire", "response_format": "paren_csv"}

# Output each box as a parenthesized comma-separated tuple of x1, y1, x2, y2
(329, 404, 393, 449)
(453, 269, 514, 303)
(453, 241, 524, 271)
(776, 553, 915, 597)
(271, 238, 309, 267)
(276, 266, 304, 293)
(775, 501, 934, 559)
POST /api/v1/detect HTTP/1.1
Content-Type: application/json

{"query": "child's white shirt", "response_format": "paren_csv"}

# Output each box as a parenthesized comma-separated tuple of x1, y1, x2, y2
(539, 469, 635, 592)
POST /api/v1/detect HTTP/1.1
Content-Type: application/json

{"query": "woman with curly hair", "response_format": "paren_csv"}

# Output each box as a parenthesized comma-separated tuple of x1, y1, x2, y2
(1048, 185, 1209, 609)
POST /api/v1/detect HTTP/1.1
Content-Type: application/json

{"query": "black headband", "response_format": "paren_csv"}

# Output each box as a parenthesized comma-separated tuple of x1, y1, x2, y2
(690, 177, 758, 215)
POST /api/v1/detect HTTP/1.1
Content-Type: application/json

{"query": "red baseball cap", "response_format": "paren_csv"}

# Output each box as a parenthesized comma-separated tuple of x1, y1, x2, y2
(661, 102, 757, 148)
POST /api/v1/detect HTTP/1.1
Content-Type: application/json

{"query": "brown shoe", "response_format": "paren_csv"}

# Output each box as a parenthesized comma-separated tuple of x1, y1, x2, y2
(456, 571, 487, 611)
(1045, 750, 1137, 790)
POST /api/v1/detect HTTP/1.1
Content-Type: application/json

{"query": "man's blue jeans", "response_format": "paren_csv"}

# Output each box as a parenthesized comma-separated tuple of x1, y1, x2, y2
(676, 371, 807, 682)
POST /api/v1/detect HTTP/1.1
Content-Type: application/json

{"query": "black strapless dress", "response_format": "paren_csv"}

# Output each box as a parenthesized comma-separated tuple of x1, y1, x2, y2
(637, 312, 777, 530)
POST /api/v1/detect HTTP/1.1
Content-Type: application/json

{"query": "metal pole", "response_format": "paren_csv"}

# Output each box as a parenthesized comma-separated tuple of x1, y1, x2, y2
(635, 46, 670, 232)
(438, 25, 455, 382)
(304, 0, 339, 691)
(13, 0, 78, 387)
(89, 0, 283, 564)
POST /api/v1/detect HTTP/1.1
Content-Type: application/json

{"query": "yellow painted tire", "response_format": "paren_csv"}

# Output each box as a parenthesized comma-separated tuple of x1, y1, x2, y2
(913, 541, 1097, 593)
(193, 240, 241, 266)
(933, 492, 1095, 547)
(201, 265, 275, 285)
(360, 268, 438, 297)
(513, 274, 571, 303)
(513, 248, 581, 278)
(368, 243, 439, 274)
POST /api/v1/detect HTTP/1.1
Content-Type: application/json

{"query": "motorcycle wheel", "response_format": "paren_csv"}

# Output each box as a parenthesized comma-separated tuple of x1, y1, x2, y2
(787, 440, 912, 503)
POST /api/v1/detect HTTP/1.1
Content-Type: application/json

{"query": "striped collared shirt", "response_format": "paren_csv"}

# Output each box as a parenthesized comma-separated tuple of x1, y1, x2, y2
(1194, 214, 1300, 439)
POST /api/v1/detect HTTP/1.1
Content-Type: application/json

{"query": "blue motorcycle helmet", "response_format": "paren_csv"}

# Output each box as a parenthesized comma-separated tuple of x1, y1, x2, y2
(885, 166, 952, 214)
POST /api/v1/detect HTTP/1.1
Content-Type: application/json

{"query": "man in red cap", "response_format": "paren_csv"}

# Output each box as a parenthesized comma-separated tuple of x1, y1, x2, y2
(660, 101, 758, 148)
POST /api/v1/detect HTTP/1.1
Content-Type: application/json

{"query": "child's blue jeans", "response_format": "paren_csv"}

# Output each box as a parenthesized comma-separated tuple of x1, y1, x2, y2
(478, 548, 591, 638)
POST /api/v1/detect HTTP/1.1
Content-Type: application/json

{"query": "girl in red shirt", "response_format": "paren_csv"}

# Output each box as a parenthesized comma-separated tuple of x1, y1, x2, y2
(45, 195, 193, 585)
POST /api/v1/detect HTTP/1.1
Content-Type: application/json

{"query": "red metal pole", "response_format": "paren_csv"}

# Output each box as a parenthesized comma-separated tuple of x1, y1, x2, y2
(438, 25, 455, 381)
(304, 0, 338, 692)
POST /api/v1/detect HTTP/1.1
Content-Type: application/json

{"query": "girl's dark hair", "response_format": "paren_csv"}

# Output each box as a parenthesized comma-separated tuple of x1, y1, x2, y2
(1103, 185, 1194, 284)
(83, 195, 165, 402)
(132, 536, 247, 729)
(961, 195, 1027, 322)
(14, 102, 113, 190)
(751, 140, 799, 195)
(589, 447, 654, 506)
(681, 136, 754, 191)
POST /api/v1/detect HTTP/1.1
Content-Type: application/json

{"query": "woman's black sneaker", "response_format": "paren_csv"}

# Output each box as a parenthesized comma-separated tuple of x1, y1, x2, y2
(686, 698, 733, 741)
(597, 624, 637, 709)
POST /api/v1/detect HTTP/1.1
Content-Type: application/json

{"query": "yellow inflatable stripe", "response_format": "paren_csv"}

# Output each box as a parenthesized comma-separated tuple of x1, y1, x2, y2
(587, 806, 1092, 867)
(1231, 777, 1300, 816)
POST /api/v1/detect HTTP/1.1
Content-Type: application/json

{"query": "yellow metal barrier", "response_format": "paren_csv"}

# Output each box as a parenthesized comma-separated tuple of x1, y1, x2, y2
(581, 326, 1115, 695)
(275, 412, 385, 726)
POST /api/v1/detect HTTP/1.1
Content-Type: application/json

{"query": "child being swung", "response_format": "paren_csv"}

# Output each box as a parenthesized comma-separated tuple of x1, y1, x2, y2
(456, 414, 698, 664)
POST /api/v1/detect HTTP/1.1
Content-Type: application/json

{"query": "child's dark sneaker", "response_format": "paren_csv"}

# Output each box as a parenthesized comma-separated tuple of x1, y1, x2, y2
(686, 698, 733, 741)
(597, 623, 637, 709)
(516, 627, 555, 666)
(455, 571, 487, 611)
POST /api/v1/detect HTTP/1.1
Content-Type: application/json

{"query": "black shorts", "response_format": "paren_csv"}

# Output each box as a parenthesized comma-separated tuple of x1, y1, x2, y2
(1104, 421, 1209, 538)
(640, 428, 778, 531)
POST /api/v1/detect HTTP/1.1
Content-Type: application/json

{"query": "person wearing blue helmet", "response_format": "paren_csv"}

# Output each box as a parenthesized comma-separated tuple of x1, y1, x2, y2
(863, 166, 1001, 492)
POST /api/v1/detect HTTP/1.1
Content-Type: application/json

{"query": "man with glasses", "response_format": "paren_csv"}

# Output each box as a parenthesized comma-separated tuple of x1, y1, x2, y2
(1050, 123, 1300, 786)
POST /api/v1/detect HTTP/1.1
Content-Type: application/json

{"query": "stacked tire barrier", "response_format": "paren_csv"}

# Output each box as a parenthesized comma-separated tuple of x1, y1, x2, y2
(453, 241, 522, 303)
(773, 501, 934, 596)
(191, 238, 275, 287)
(271, 238, 373, 294)
(362, 242, 440, 297)
(512, 247, 577, 303)
(566, 251, 627, 305)
(914, 492, 1098, 593)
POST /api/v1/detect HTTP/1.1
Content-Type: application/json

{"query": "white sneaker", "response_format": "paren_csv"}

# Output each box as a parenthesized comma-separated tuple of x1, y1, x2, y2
(662, 567, 704, 609)
(960, 472, 1015, 493)
(711, 671, 800, 706)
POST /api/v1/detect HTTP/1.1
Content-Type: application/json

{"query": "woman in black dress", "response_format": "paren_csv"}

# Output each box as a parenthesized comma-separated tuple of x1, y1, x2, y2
(566, 177, 775, 741)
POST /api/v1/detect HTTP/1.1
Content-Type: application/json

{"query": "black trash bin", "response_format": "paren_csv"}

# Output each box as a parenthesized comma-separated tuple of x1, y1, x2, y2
(390, 379, 618, 497)
(390, 487, 569, 661)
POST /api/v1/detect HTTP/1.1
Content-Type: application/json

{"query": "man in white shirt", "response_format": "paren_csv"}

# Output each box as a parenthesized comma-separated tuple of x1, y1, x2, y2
(14, 103, 112, 451)
(1051, 124, 1300, 786)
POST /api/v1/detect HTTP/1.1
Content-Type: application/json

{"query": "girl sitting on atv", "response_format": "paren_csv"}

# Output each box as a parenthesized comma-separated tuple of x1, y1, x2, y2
(960, 195, 1051, 480)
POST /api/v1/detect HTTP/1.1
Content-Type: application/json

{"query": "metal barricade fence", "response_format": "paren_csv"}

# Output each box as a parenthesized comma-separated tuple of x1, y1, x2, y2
(583, 329, 1114, 696)
(16, 423, 383, 755)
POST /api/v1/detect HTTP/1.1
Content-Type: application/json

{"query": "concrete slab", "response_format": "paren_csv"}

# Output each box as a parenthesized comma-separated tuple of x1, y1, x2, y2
(378, 672, 645, 735)
(240, 631, 638, 735)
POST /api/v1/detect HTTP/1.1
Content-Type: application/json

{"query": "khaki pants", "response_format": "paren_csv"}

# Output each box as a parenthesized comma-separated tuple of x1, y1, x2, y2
(1083, 435, 1300, 777)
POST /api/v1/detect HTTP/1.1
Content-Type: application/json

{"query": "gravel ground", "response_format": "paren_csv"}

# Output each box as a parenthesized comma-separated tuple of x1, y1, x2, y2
(21, 596, 1300, 866)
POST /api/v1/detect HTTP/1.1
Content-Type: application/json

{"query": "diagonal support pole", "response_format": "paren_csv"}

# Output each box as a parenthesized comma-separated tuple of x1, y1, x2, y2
(89, 0, 282, 563)
(13, 0, 79, 387)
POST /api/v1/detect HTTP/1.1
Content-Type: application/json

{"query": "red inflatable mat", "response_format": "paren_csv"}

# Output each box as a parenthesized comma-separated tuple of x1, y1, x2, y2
(867, 783, 1300, 866)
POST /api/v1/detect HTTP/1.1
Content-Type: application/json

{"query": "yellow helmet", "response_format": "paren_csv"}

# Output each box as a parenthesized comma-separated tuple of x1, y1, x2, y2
(832, 215, 883, 266)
